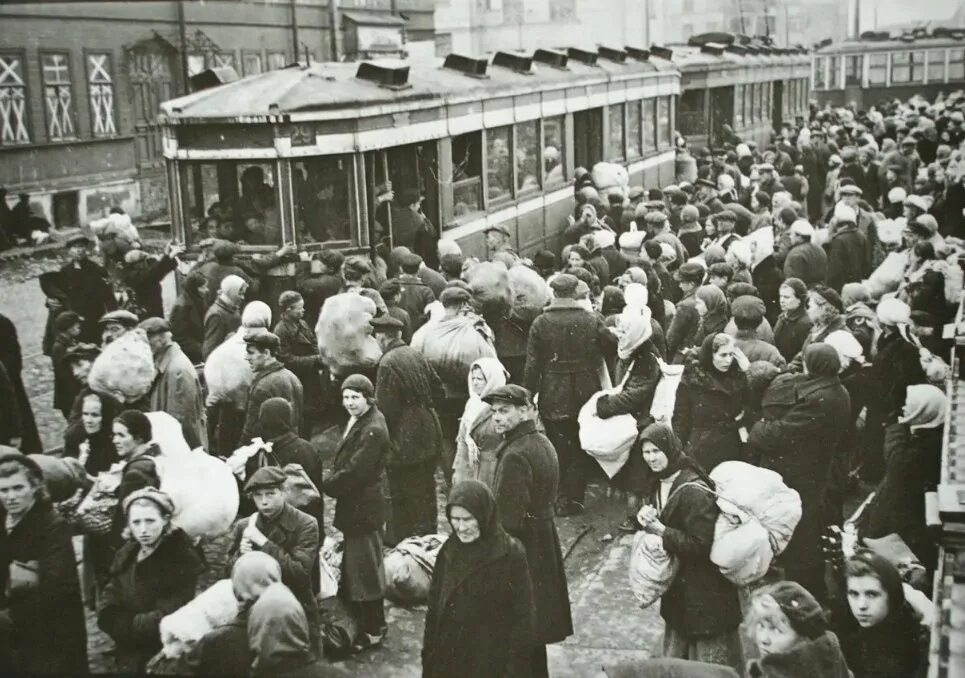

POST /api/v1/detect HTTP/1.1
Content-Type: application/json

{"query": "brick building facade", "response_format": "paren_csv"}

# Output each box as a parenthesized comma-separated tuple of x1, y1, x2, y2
(0, 0, 435, 229)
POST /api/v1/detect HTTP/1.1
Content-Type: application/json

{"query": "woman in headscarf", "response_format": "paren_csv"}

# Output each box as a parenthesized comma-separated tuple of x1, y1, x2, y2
(750, 344, 851, 600)
(694, 284, 730, 343)
(674, 333, 749, 472)
(423, 481, 535, 678)
(834, 550, 925, 678)
(169, 270, 209, 364)
(787, 285, 847, 372)
(773, 278, 812, 363)
(859, 384, 945, 573)
(452, 358, 509, 488)
(634, 423, 742, 672)
(273, 291, 324, 437)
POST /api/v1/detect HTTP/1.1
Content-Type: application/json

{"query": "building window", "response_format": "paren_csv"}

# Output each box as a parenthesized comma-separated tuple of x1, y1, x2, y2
(828, 56, 840, 89)
(242, 51, 263, 76)
(868, 54, 887, 85)
(910, 51, 925, 83)
(542, 115, 566, 186)
(846, 55, 862, 86)
(608, 103, 625, 161)
(86, 53, 116, 137)
(187, 53, 206, 76)
(0, 53, 30, 144)
(813, 57, 825, 90)
(627, 101, 642, 158)
(267, 51, 288, 71)
(451, 131, 483, 221)
(212, 52, 236, 70)
(41, 52, 77, 141)
(486, 125, 513, 205)
(515, 120, 540, 195)
(642, 98, 659, 150)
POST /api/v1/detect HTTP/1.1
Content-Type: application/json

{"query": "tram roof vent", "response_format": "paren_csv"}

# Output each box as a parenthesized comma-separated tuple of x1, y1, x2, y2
(625, 47, 650, 62)
(725, 44, 748, 55)
(355, 62, 411, 89)
(700, 43, 727, 56)
(493, 51, 534, 74)
(898, 33, 917, 43)
(567, 47, 599, 66)
(533, 48, 569, 69)
(650, 45, 674, 60)
(598, 47, 627, 63)
(443, 53, 489, 78)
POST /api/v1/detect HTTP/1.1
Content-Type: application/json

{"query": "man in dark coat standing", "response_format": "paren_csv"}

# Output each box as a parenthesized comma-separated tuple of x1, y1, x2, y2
(240, 330, 303, 446)
(0, 314, 40, 452)
(783, 220, 828, 287)
(487, 385, 572, 678)
(525, 274, 616, 516)
(371, 316, 445, 544)
(56, 235, 117, 345)
(394, 252, 436, 332)
(826, 205, 870, 292)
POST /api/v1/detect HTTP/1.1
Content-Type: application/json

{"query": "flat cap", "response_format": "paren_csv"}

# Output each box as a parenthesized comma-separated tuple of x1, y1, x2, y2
(244, 329, 281, 352)
(838, 184, 863, 196)
(245, 466, 288, 492)
(138, 317, 171, 335)
(369, 315, 404, 331)
(439, 286, 472, 306)
(398, 251, 423, 268)
(482, 384, 532, 407)
(914, 213, 939, 234)
(628, 186, 645, 200)
(900, 135, 918, 145)
(903, 194, 929, 212)
(65, 342, 100, 362)
(99, 309, 140, 327)
(484, 224, 511, 238)
(379, 279, 401, 297)
(680, 204, 700, 222)
(714, 209, 737, 222)
(65, 234, 93, 248)
(644, 211, 667, 225)
(731, 295, 766, 322)
(695, 178, 716, 189)
(550, 272, 579, 297)
(54, 310, 83, 333)
(674, 261, 706, 283)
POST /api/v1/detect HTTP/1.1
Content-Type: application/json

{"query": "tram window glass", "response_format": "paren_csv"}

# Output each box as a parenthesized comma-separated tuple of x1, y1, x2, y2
(950, 49, 965, 80)
(892, 52, 911, 83)
(292, 156, 353, 244)
(627, 101, 642, 158)
(608, 103, 625, 161)
(486, 125, 513, 205)
(734, 85, 744, 127)
(657, 96, 671, 148)
(451, 131, 483, 220)
(846, 55, 862, 86)
(183, 161, 281, 247)
(828, 56, 840, 88)
(574, 107, 604, 169)
(542, 115, 566, 187)
(928, 50, 946, 81)
(868, 54, 887, 85)
(910, 51, 925, 82)
(515, 119, 540, 195)
(813, 57, 825, 90)
(642, 98, 658, 151)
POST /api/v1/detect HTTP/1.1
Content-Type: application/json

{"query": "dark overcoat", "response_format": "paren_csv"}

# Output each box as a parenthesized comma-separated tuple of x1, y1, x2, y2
(0, 499, 88, 675)
(202, 298, 241, 360)
(273, 316, 324, 422)
(395, 274, 436, 331)
(783, 242, 828, 287)
(241, 362, 304, 443)
(0, 314, 40, 452)
(674, 363, 748, 471)
(826, 225, 869, 292)
(492, 419, 573, 644)
(773, 308, 812, 363)
(57, 258, 117, 344)
(122, 254, 177, 320)
(169, 288, 207, 364)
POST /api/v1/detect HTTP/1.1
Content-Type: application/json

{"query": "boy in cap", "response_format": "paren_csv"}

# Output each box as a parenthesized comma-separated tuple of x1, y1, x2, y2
(240, 330, 303, 445)
(394, 251, 436, 332)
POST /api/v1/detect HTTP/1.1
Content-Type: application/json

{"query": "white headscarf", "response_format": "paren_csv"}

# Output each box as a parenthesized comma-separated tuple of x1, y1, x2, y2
(824, 330, 865, 369)
(898, 384, 946, 432)
(461, 358, 509, 434)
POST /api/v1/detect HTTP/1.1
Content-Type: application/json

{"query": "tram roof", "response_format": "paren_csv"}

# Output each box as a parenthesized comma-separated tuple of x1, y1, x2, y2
(815, 35, 965, 55)
(669, 44, 810, 73)
(159, 54, 679, 123)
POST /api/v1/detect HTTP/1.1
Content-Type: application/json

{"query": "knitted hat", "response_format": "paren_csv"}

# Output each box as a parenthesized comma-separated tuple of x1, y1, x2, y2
(341, 373, 374, 398)
(122, 487, 176, 518)
(811, 284, 844, 313)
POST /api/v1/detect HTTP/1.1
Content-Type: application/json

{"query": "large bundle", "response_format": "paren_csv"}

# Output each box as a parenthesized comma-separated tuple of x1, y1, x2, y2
(467, 261, 513, 317)
(315, 293, 381, 378)
(157, 579, 239, 659)
(384, 534, 447, 605)
(203, 329, 252, 406)
(411, 314, 496, 386)
(508, 264, 549, 313)
(28, 454, 90, 502)
(864, 250, 909, 299)
(578, 391, 636, 478)
(590, 161, 629, 197)
(628, 531, 678, 608)
(87, 329, 155, 403)
(148, 412, 239, 539)
(89, 211, 140, 246)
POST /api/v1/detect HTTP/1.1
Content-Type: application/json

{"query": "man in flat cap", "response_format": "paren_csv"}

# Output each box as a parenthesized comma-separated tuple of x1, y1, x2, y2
(485, 384, 572, 676)
(50, 234, 117, 345)
(836, 183, 881, 269)
(524, 273, 615, 517)
(140, 317, 206, 449)
(370, 315, 445, 544)
(484, 224, 519, 264)
(240, 330, 303, 444)
(99, 309, 140, 346)
(226, 465, 320, 644)
(393, 251, 436, 332)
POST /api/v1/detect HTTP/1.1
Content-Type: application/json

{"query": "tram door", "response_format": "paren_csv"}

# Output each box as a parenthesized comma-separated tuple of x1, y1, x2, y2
(573, 108, 604, 170)
(708, 86, 734, 147)
(772, 80, 784, 132)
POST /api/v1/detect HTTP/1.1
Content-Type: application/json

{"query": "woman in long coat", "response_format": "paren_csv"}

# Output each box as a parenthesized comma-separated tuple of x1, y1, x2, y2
(0, 453, 88, 675)
(634, 423, 742, 671)
(674, 333, 749, 472)
(273, 291, 325, 437)
(773, 278, 812, 362)
(750, 344, 851, 600)
(452, 358, 509, 488)
(322, 374, 389, 653)
(423, 480, 535, 678)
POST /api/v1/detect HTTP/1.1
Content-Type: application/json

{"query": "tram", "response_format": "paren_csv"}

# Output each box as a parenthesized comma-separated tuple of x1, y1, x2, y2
(812, 28, 965, 109)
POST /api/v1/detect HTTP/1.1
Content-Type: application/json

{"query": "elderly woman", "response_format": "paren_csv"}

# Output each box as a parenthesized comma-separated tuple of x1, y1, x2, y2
(773, 278, 812, 363)
(694, 284, 730, 343)
(452, 358, 509, 488)
(273, 290, 324, 437)
(674, 333, 749, 472)
(423, 480, 534, 678)
(634, 423, 742, 671)
(0, 453, 88, 675)
(98, 488, 205, 672)
(322, 374, 389, 653)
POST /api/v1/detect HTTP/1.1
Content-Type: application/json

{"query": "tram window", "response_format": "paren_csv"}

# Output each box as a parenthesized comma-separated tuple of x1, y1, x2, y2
(486, 125, 513, 205)
(451, 131, 483, 219)
(813, 57, 825, 90)
(608, 104, 625, 161)
(183, 161, 281, 247)
(828, 56, 840, 89)
(846, 56, 862, 86)
(292, 156, 353, 244)
(892, 52, 911, 83)
(627, 101, 642, 158)
(642, 99, 658, 151)
(928, 50, 946, 82)
(910, 51, 925, 82)
(542, 115, 566, 187)
(734, 85, 744, 127)
(950, 49, 965, 80)
(657, 97, 671, 148)
(515, 119, 540, 195)
(676, 91, 704, 138)
(574, 107, 604, 170)
(868, 54, 887, 85)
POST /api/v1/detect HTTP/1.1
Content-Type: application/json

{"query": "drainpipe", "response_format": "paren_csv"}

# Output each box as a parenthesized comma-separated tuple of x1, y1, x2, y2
(329, 0, 341, 62)
(290, 0, 300, 63)
(177, 0, 188, 93)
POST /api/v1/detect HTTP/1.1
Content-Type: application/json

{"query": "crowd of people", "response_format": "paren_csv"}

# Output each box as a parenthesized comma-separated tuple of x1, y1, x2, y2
(1, 88, 961, 678)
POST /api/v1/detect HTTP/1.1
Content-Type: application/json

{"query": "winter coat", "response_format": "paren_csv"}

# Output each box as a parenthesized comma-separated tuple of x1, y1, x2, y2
(0, 499, 88, 675)
(396, 274, 436, 331)
(674, 362, 748, 471)
(56, 258, 117, 344)
(524, 299, 615, 421)
(752, 256, 785, 325)
(0, 363, 21, 445)
(783, 242, 828, 287)
(50, 332, 79, 414)
(655, 468, 741, 638)
(604, 658, 739, 678)
(827, 225, 869, 292)
(0, 314, 40, 452)
(452, 406, 504, 489)
(203, 298, 241, 360)
(298, 273, 343, 328)
(241, 361, 303, 444)
(485, 307, 539, 386)
(194, 260, 252, 306)
(596, 343, 661, 426)
(98, 528, 204, 673)
(375, 339, 445, 467)
(786, 315, 847, 373)
(122, 254, 177, 320)
(191, 612, 250, 678)
(169, 288, 206, 364)
(746, 631, 851, 678)
(226, 503, 320, 622)
(322, 405, 389, 536)
(773, 307, 812, 363)
(418, 266, 447, 299)
(734, 333, 787, 369)
(750, 372, 850, 569)
(273, 316, 323, 420)
(493, 419, 573, 644)
(149, 342, 206, 449)
(666, 295, 701, 362)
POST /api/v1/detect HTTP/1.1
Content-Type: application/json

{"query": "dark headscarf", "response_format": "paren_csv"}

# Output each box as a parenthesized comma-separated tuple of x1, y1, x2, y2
(255, 397, 294, 441)
(803, 343, 841, 378)
(76, 391, 121, 474)
(247, 582, 315, 675)
(696, 284, 729, 336)
(637, 422, 714, 488)
(781, 277, 808, 305)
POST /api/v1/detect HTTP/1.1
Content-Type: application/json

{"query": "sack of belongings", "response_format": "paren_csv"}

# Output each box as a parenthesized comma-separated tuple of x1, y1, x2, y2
(579, 364, 638, 478)
(88, 329, 156, 403)
(468, 261, 514, 317)
(27, 453, 91, 502)
(316, 293, 381, 378)
(384, 534, 448, 605)
(508, 264, 550, 314)
(156, 579, 239, 661)
(411, 314, 497, 387)
(628, 531, 678, 609)
(204, 301, 272, 406)
(591, 161, 629, 197)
